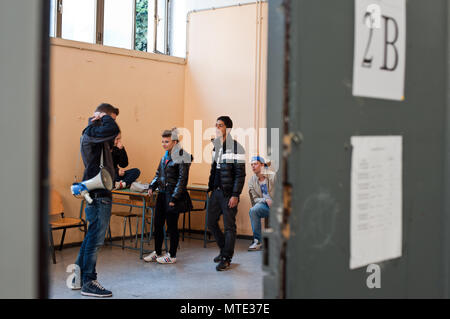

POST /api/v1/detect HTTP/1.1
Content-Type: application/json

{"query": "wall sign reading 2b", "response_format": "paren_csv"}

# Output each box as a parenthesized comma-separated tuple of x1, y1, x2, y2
(353, 0, 406, 101)
(362, 11, 399, 71)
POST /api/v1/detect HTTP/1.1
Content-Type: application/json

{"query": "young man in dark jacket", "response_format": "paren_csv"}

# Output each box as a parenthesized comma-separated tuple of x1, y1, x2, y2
(112, 132, 141, 189)
(144, 128, 193, 264)
(72, 103, 120, 297)
(207, 116, 246, 271)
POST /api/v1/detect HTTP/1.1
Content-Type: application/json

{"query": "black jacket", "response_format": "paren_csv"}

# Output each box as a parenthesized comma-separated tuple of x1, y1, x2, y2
(80, 115, 120, 198)
(149, 145, 193, 211)
(208, 135, 246, 198)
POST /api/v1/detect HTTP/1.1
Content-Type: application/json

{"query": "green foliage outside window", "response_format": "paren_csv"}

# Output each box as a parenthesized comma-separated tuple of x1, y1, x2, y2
(135, 0, 148, 52)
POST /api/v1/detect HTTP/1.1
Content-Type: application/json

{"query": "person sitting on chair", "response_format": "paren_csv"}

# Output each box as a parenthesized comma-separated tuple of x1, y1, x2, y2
(248, 156, 275, 251)
(112, 132, 141, 189)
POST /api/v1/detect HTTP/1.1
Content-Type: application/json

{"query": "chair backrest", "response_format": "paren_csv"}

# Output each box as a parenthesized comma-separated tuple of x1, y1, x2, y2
(189, 190, 207, 200)
(188, 183, 208, 201)
(49, 189, 64, 216)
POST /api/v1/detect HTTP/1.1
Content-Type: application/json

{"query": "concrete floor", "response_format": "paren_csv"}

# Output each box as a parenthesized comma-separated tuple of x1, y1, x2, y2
(49, 236, 264, 299)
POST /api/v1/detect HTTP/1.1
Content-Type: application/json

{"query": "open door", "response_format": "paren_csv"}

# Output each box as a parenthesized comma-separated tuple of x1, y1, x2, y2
(265, 0, 450, 298)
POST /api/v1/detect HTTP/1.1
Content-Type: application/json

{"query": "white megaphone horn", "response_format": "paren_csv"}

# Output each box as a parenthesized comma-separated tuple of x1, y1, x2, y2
(71, 168, 113, 204)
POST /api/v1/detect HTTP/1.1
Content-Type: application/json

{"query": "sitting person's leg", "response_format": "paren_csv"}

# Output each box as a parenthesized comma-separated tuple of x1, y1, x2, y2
(121, 168, 140, 187)
(248, 202, 270, 250)
(115, 168, 141, 189)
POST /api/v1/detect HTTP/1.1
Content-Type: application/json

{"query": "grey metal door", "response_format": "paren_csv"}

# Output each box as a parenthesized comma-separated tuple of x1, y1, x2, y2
(264, 0, 450, 298)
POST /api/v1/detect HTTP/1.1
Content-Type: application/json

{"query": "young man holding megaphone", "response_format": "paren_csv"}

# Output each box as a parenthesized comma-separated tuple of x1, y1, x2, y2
(70, 103, 120, 297)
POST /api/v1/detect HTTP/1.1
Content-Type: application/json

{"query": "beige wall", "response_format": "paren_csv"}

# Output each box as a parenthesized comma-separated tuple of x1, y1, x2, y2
(49, 2, 268, 245)
(50, 39, 185, 245)
(183, 3, 268, 236)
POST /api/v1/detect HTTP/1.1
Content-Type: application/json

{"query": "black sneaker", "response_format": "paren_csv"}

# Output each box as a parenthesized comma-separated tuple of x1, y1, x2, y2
(213, 254, 222, 263)
(81, 280, 113, 298)
(216, 257, 231, 271)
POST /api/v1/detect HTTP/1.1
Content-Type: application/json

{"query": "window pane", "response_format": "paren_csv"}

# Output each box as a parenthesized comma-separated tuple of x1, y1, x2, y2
(49, 0, 56, 37)
(169, 0, 186, 58)
(147, 0, 156, 52)
(61, 0, 96, 44)
(156, 0, 167, 54)
(135, 0, 149, 52)
(104, 0, 134, 50)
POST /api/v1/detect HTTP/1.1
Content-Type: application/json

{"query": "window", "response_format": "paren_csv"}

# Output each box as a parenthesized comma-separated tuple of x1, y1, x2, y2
(103, 0, 135, 50)
(49, 0, 170, 55)
(61, 0, 96, 44)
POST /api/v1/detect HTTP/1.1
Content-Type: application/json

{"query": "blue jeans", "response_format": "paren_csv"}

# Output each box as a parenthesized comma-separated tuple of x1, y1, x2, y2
(115, 168, 140, 187)
(75, 197, 112, 285)
(249, 202, 270, 242)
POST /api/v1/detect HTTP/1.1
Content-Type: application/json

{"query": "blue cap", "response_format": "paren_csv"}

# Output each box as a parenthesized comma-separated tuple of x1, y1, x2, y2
(251, 156, 266, 165)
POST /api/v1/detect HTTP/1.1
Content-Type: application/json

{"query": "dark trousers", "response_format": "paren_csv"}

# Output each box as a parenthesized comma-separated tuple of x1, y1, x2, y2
(207, 189, 238, 260)
(115, 168, 140, 187)
(154, 192, 180, 257)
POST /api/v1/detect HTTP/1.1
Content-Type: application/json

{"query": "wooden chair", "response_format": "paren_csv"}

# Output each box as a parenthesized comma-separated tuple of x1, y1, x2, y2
(182, 183, 213, 248)
(49, 189, 87, 264)
(108, 196, 140, 249)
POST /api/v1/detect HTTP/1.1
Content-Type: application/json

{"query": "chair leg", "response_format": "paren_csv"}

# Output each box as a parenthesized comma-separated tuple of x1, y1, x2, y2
(189, 210, 191, 234)
(122, 217, 127, 249)
(127, 216, 132, 242)
(135, 216, 139, 248)
(144, 219, 149, 243)
(49, 229, 56, 264)
(59, 228, 66, 251)
(107, 226, 112, 243)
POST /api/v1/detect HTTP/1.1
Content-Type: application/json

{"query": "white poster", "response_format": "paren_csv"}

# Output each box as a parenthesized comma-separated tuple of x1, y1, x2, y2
(350, 136, 402, 269)
(353, 0, 406, 101)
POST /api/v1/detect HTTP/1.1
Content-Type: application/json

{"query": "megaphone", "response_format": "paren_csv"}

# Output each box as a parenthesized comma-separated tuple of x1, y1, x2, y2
(71, 168, 113, 204)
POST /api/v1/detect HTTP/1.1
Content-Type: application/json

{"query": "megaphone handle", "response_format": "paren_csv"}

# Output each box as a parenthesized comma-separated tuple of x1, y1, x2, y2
(84, 193, 93, 204)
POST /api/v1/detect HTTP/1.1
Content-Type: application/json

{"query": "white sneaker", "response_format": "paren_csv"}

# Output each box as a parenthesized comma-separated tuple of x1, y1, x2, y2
(248, 239, 262, 251)
(143, 251, 160, 262)
(156, 253, 177, 264)
(114, 181, 126, 190)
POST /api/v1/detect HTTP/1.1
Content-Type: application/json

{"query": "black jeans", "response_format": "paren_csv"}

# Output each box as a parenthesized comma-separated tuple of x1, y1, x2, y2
(115, 168, 140, 187)
(154, 192, 180, 258)
(207, 189, 238, 260)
